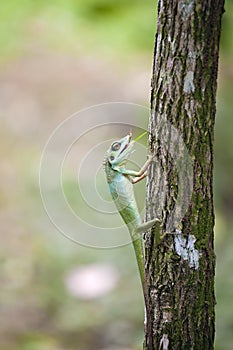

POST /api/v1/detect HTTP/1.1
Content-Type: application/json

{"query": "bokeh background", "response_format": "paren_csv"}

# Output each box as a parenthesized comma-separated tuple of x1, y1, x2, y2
(0, 1, 233, 349)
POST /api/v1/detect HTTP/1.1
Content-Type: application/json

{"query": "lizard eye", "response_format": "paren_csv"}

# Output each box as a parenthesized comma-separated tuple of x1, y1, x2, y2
(110, 156, 115, 161)
(111, 142, 121, 151)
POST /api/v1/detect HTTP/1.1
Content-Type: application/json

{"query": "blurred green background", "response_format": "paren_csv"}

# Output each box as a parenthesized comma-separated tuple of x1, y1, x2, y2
(0, 1, 232, 349)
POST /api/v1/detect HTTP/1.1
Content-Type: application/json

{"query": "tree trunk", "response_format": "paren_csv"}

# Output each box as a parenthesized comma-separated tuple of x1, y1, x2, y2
(144, 1, 225, 349)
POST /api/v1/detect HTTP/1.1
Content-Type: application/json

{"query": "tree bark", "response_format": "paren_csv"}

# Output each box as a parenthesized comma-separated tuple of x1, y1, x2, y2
(144, 1, 224, 349)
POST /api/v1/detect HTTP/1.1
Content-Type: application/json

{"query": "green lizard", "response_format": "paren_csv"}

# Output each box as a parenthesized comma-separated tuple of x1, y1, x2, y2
(104, 131, 161, 286)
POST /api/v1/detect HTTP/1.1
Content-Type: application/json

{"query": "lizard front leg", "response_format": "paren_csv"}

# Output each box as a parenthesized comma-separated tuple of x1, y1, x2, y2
(128, 171, 147, 184)
(118, 155, 153, 178)
(124, 159, 164, 243)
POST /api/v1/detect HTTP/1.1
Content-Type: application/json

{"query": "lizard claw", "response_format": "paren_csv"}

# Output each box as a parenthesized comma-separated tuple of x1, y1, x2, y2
(147, 153, 157, 163)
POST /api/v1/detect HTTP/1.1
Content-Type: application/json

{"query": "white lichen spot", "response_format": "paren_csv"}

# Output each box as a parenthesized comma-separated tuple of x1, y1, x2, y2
(174, 230, 200, 269)
(160, 334, 169, 350)
(188, 51, 197, 60)
(167, 35, 175, 55)
(183, 71, 195, 93)
(163, 310, 172, 323)
(178, 0, 194, 19)
(144, 306, 147, 326)
(157, 33, 162, 48)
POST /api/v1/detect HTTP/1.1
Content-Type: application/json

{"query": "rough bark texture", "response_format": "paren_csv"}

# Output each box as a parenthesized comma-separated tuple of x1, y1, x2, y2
(144, 1, 224, 349)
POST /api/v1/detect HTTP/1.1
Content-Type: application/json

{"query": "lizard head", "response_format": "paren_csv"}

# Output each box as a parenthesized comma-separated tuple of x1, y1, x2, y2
(106, 131, 134, 167)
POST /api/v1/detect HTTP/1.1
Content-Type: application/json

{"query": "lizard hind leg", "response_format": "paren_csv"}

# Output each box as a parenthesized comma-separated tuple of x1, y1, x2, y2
(135, 218, 161, 235)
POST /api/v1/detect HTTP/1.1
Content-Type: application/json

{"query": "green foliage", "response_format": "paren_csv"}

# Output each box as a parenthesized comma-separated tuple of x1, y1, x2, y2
(0, 0, 156, 62)
(220, 0, 233, 55)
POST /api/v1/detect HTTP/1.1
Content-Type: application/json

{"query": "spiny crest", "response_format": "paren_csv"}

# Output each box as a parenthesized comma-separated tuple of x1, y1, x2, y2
(102, 152, 107, 169)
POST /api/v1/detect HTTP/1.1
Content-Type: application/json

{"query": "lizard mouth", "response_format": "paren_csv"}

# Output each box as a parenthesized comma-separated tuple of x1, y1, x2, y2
(129, 130, 132, 141)
(119, 131, 133, 155)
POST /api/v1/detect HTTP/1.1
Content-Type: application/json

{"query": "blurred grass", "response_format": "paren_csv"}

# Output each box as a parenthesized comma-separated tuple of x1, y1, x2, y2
(0, 1, 232, 349)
